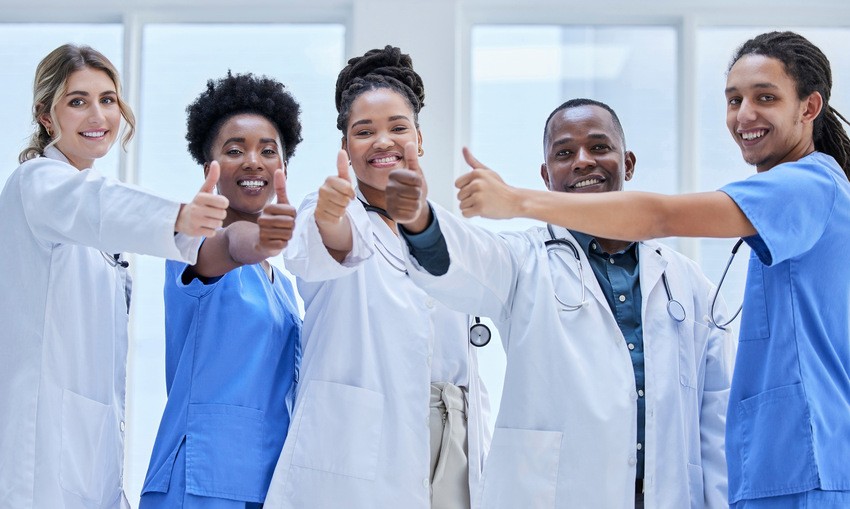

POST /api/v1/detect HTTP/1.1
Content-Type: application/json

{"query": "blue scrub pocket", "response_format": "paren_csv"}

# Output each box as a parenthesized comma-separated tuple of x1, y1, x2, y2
(185, 403, 266, 501)
(738, 383, 818, 497)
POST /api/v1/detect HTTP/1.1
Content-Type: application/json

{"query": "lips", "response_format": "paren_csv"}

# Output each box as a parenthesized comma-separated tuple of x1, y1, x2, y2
(570, 175, 605, 190)
(237, 178, 268, 189)
(738, 128, 768, 146)
(368, 152, 403, 168)
(80, 130, 108, 139)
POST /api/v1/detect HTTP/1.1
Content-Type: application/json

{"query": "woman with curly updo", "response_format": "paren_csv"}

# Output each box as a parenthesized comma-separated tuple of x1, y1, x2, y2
(263, 46, 489, 509)
(140, 72, 303, 509)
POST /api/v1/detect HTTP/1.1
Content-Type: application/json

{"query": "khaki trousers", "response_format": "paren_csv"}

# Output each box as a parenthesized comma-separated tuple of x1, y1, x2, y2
(429, 382, 470, 509)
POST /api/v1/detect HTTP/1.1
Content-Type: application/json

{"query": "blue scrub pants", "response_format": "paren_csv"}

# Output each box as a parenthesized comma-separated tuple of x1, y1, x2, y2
(139, 439, 263, 509)
(731, 490, 850, 508)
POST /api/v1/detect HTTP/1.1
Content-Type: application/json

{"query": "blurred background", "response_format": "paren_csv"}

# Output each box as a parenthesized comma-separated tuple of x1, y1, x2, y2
(2, 1, 848, 504)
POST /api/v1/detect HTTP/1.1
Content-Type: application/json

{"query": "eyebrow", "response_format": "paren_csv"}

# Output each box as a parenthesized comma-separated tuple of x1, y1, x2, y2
(64, 90, 117, 97)
(350, 114, 412, 128)
(551, 133, 611, 147)
(725, 82, 779, 94)
(221, 137, 279, 145)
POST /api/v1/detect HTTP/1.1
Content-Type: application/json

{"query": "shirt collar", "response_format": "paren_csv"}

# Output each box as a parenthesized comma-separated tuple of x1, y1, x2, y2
(569, 229, 639, 261)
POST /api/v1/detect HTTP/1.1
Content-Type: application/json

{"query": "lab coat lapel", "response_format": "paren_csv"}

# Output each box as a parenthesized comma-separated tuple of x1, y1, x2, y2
(638, 242, 667, 309)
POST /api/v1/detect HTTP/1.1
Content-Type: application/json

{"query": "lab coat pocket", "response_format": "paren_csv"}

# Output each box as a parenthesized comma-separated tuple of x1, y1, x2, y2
(185, 403, 265, 500)
(59, 389, 120, 504)
(686, 463, 705, 508)
(480, 428, 562, 509)
(291, 380, 384, 480)
(738, 383, 816, 496)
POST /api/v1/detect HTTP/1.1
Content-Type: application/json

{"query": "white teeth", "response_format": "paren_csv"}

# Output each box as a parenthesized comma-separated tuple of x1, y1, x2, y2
(81, 131, 106, 138)
(238, 180, 266, 188)
(371, 156, 399, 164)
(741, 130, 766, 141)
(574, 178, 601, 189)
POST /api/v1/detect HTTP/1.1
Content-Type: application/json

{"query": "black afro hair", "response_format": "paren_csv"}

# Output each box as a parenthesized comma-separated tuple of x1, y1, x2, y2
(186, 71, 303, 165)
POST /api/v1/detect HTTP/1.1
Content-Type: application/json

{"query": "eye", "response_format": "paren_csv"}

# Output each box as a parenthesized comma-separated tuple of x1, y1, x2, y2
(262, 147, 278, 156)
(727, 97, 742, 107)
(591, 144, 610, 152)
(391, 125, 409, 133)
(555, 149, 573, 158)
(354, 129, 373, 137)
(69, 98, 85, 107)
(101, 96, 117, 105)
(758, 94, 776, 102)
(225, 148, 243, 156)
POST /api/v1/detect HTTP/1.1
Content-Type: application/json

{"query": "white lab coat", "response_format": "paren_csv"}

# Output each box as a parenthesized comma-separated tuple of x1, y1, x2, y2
(263, 192, 490, 509)
(0, 147, 199, 509)
(401, 207, 736, 509)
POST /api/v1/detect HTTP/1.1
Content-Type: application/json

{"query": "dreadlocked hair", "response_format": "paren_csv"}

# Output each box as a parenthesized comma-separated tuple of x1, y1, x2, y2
(335, 45, 425, 133)
(186, 70, 303, 166)
(731, 31, 850, 180)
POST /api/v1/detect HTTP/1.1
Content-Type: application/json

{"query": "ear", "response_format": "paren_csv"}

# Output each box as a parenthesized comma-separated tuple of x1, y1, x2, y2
(341, 136, 347, 152)
(417, 128, 423, 148)
(801, 91, 824, 125)
(38, 111, 53, 131)
(540, 163, 552, 190)
(624, 151, 637, 182)
(203, 162, 210, 179)
(282, 160, 288, 178)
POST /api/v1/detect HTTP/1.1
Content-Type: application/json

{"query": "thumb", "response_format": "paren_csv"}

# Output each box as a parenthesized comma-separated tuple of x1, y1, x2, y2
(201, 161, 220, 193)
(462, 146, 487, 170)
(274, 169, 289, 204)
(337, 149, 351, 181)
(403, 142, 422, 175)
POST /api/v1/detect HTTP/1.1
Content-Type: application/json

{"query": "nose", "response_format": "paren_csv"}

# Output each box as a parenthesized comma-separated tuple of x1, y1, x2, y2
(89, 102, 107, 124)
(373, 131, 393, 149)
(243, 149, 262, 169)
(572, 146, 595, 171)
(736, 98, 757, 124)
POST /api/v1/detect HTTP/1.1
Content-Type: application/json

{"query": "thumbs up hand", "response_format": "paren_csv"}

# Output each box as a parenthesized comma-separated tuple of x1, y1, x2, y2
(175, 160, 230, 237)
(386, 142, 430, 232)
(255, 168, 297, 256)
(315, 149, 356, 228)
(455, 147, 520, 219)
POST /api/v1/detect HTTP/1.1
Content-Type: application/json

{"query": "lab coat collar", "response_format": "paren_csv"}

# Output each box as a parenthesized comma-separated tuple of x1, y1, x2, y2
(42, 145, 70, 165)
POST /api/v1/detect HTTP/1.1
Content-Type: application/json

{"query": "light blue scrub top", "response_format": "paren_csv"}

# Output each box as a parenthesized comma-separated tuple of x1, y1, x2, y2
(142, 260, 302, 503)
(721, 152, 850, 502)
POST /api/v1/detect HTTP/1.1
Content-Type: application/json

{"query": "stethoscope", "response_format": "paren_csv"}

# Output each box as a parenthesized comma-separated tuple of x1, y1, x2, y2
(359, 199, 408, 275)
(709, 238, 745, 330)
(100, 251, 129, 268)
(469, 225, 688, 348)
(356, 199, 494, 347)
(544, 224, 686, 322)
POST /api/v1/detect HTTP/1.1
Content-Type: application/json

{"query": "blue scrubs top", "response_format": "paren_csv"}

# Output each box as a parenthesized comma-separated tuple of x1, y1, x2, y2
(721, 152, 850, 502)
(142, 260, 302, 503)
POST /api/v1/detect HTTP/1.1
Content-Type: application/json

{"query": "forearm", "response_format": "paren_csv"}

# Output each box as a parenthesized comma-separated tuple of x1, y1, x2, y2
(192, 221, 263, 278)
(515, 188, 756, 240)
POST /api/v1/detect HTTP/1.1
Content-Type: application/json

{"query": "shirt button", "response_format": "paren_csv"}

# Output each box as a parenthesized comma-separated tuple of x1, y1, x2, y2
(628, 343, 635, 350)
(638, 389, 645, 397)
(618, 294, 626, 302)
(120, 421, 125, 432)
(637, 443, 643, 451)
(591, 242, 597, 250)
(609, 258, 616, 264)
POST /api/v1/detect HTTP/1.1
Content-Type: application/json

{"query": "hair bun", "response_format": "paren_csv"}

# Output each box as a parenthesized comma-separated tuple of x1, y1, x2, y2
(335, 45, 425, 112)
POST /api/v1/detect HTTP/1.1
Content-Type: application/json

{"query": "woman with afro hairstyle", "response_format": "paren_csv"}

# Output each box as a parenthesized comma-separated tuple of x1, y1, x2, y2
(140, 71, 304, 509)
(262, 46, 490, 509)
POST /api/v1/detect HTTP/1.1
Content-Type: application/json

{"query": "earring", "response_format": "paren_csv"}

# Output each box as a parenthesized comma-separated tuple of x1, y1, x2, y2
(45, 126, 52, 137)
(418, 146, 424, 157)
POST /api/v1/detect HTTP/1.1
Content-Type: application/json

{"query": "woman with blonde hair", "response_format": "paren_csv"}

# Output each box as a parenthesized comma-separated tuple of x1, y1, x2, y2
(0, 43, 227, 508)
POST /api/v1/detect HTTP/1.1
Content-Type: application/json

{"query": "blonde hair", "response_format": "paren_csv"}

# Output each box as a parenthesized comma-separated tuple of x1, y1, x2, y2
(18, 44, 136, 163)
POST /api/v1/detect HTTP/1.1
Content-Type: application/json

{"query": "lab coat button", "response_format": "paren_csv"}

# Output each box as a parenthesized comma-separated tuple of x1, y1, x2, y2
(120, 421, 125, 432)
(631, 391, 638, 401)
(426, 298, 435, 309)
(628, 456, 637, 466)
(618, 294, 626, 302)
(422, 478, 430, 488)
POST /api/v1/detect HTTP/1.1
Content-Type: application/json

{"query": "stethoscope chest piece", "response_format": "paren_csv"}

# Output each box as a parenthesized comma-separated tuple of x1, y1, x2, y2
(667, 299, 686, 323)
(469, 317, 491, 347)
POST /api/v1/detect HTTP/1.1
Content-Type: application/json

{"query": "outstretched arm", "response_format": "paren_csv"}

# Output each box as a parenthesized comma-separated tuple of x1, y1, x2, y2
(456, 148, 757, 241)
(190, 167, 296, 279)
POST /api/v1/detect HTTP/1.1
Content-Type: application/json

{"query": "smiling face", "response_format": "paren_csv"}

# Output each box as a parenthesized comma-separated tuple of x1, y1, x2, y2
(205, 113, 285, 223)
(342, 88, 422, 207)
(40, 67, 122, 170)
(541, 104, 635, 194)
(725, 54, 820, 172)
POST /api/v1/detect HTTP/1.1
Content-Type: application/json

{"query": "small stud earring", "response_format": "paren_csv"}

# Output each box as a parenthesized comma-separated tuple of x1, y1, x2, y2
(418, 146, 424, 157)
